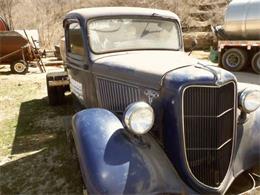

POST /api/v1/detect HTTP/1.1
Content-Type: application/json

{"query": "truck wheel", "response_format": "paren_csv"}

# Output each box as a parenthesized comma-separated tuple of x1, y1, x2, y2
(222, 48, 247, 71)
(47, 86, 65, 106)
(10, 60, 28, 74)
(66, 128, 78, 160)
(46, 76, 65, 106)
(47, 85, 58, 106)
(67, 130, 88, 194)
(251, 51, 260, 74)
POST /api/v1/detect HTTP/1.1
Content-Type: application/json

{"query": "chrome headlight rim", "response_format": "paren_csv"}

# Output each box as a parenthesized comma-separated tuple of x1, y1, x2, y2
(123, 101, 154, 135)
(239, 88, 260, 113)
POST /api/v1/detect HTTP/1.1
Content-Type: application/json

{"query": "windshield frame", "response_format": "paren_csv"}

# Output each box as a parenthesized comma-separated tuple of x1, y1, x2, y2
(86, 16, 183, 55)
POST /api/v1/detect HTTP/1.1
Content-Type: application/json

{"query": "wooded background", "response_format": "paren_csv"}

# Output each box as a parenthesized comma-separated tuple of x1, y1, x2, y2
(0, 0, 229, 48)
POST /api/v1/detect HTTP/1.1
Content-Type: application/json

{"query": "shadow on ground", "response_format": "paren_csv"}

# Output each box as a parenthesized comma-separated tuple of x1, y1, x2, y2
(0, 96, 83, 194)
(0, 66, 12, 75)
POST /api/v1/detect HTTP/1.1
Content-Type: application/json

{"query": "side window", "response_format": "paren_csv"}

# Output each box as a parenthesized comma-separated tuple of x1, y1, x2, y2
(68, 23, 85, 56)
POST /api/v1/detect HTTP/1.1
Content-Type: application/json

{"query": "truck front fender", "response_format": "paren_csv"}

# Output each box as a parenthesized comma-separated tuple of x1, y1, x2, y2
(72, 108, 194, 194)
(233, 108, 260, 175)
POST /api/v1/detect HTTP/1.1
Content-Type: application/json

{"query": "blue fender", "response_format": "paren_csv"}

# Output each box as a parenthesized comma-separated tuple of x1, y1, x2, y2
(233, 107, 260, 175)
(72, 108, 195, 194)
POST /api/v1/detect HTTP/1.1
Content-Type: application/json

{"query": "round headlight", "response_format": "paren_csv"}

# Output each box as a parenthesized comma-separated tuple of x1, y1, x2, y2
(123, 102, 154, 135)
(239, 88, 260, 113)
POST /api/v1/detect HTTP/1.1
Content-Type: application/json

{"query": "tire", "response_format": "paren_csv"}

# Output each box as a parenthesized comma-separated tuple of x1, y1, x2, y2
(66, 127, 78, 160)
(251, 51, 260, 74)
(67, 129, 88, 193)
(10, 60, 28, 74)
(47, 85, 58, 106)
(222, 48, 248, 71)
(46, 76, 65, 106)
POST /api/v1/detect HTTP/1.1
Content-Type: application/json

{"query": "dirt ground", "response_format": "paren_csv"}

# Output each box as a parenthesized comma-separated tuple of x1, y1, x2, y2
(0, 65, 83, 194)
(0, 52, 259, 194)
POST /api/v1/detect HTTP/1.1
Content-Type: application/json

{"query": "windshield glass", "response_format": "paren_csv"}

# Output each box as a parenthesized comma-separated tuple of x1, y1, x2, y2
(88, 18, 180, 53)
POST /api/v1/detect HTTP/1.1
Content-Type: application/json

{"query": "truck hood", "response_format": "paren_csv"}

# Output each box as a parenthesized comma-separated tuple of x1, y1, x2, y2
(93, 51, 198, 89)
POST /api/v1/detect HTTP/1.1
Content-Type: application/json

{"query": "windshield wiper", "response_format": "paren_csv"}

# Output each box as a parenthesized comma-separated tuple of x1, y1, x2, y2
(141, 22, 150, 37)
(141, 30, 160, 37)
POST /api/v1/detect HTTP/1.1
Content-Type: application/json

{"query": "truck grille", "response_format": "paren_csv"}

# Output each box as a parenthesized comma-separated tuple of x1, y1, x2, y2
(183, 82, 235, 187)
(97, 77, 141, 112)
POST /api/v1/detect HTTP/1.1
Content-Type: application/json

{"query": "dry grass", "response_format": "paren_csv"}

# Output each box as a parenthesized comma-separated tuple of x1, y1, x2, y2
(0, 65, 83, 194)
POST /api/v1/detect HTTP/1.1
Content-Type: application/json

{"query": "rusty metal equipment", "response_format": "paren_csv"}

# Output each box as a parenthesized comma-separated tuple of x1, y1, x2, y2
(0, 30, 45, 74)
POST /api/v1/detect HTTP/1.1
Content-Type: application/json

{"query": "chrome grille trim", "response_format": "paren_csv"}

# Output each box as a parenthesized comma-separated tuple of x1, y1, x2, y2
(97, 77, 141, 112)
(182, 81, 237, 189)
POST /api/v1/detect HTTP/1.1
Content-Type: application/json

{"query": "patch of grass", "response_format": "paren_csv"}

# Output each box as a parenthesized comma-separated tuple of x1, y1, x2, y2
(0, 69, 82, 194)
(0, 118, 17, 157)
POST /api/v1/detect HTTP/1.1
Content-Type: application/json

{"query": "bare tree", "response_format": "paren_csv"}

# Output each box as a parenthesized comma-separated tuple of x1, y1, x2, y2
(10, 0, 227, 49)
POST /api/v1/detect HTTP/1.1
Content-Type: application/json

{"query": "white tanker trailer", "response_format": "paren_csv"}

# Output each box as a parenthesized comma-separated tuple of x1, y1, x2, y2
(213, 0, 260, 74)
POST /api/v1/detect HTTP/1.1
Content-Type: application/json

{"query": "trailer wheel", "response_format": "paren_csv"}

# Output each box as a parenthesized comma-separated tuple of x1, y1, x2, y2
(251, 51, 260, 74)
(46, 76, 65, 106)
(10, 60, 28, 74)
(47, 85, 58, 106)
(222, 48, 247, 71)
(47, 86, 66, 106)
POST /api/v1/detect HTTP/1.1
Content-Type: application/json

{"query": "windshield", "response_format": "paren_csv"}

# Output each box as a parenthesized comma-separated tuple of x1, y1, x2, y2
(88, 18, 181, 53)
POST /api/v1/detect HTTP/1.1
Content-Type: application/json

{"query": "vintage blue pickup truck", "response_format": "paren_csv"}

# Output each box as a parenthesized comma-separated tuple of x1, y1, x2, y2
(46, 7, 260, 194)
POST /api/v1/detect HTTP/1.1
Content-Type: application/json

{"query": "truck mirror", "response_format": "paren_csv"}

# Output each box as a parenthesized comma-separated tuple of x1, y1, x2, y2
(189, 38, 197, 56)
(191, 38, 197, 48)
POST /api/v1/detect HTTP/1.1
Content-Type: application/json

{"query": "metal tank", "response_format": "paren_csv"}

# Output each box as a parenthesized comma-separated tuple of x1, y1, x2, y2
(223, 0, 260, 40)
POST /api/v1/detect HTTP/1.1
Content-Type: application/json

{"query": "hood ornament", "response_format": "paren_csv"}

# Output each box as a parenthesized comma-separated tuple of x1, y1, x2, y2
(144, 89, 159, 104)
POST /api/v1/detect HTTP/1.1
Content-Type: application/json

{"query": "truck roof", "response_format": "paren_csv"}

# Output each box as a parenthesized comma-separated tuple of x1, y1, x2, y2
(65, 7, 180, 22)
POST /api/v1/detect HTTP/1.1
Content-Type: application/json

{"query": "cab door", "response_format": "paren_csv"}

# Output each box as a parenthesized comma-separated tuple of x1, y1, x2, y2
(65, 20, 97, 108)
